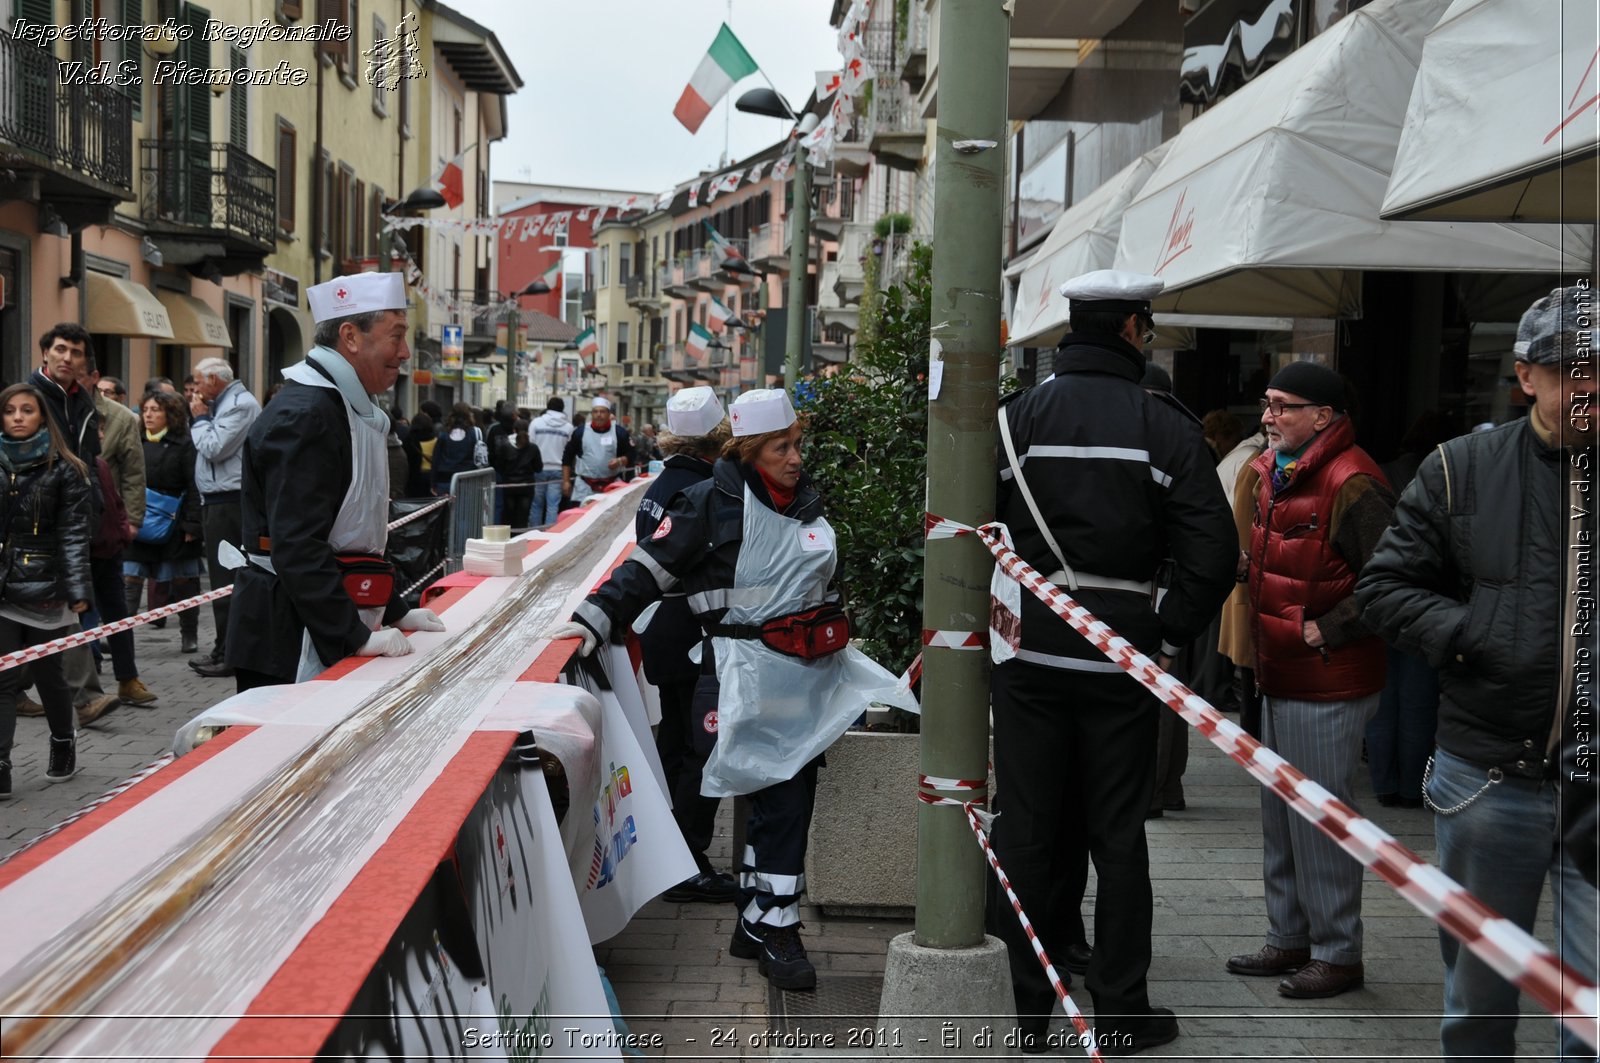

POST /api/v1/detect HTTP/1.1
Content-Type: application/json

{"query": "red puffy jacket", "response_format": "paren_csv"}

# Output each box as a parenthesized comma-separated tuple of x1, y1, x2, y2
(1248, 417, 1386, 701)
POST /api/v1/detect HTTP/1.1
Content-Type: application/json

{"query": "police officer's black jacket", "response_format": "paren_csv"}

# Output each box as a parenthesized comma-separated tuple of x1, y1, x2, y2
(997, 334, 1235, 666)
(1358, 418, 1570, 776)
(634, 452, 714, 684)
(574, 456, 824, 645)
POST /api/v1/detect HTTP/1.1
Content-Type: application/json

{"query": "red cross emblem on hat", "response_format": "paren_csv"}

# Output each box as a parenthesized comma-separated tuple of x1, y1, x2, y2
(335, 287, 348, 299)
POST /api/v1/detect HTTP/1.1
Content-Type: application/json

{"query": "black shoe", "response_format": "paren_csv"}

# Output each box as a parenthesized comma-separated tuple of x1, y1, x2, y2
(758, 924, 816, 991)
(1095, 1006, 1179, 1056)
(180, 634, 199, 654)
(1163, 798, 1187, 812)
(151, 617, 167, 629)
(730, 920, 764, 960)
(1144, 808, 1163, 819)
(189, 652, 222, 669)
(191, 659, 236, 678)
(46, 736, 77, 782)
(0, 760, 10, 799)
(1062, 941, 1093, 975)
(664, 870, 738, 904)
(1014, 1020, 1050, 1055)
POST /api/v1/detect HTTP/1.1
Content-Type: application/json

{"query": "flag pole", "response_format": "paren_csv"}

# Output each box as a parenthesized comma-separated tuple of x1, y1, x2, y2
(722, 0, 733, 167)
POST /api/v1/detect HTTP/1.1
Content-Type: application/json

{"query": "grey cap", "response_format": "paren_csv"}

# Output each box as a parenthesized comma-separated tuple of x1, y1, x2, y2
(1515, 285, 1596, 365)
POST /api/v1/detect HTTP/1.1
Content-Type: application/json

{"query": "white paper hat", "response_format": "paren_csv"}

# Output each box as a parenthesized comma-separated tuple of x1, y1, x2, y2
(307, 272, 408, 324)
(590, 396, 613, 411)
(666, 386, 725, 437)
(729, 388, 796, 437)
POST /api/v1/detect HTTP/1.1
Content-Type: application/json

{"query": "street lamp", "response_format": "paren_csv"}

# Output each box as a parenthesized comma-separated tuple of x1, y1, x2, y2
(735, 88, 819, 397)
(381, 185, 447, 274)
(503, 279, 552, 407)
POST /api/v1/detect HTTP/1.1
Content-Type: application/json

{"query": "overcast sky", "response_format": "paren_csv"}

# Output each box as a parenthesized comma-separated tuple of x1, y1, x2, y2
(445, 1, 841, 195)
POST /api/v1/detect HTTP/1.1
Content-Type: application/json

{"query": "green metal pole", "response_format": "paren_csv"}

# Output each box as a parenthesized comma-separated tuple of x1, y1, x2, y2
(916, 0, 1008, 949)
(785, 144, 812, 396)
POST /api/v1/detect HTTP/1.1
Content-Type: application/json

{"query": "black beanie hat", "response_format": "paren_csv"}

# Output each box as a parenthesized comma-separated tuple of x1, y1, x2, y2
(1267, 361, 1346, 412)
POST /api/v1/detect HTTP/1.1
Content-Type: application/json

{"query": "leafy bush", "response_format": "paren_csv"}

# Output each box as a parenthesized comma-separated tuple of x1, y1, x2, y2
(873, 212, 913, 239)
(800, 242, 932, 675)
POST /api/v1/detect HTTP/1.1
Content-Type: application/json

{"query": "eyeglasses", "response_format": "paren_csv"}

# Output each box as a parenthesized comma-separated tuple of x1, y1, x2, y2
(1137, 314, 1157, 347)
(1258, 398, 1322, 417)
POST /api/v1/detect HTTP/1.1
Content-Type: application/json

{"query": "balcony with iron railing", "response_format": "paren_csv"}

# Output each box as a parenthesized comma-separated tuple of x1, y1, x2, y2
(900, 4, 931, 89)
(140, 140, 276, 265)
(748, 223, 789, 273)
(0, 28, 134, 217)
(664, 256, 698, 300)
(867, 79, 925, 171)
(625, 272, 662, 312)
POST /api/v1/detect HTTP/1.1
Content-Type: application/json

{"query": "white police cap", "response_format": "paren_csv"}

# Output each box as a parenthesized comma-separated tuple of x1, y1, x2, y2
(665, 386, 725, 437)
(1058, 269, 1165, 314)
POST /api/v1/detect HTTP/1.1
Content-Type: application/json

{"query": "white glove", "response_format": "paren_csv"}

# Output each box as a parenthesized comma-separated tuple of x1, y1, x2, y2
(396, 608, 446, 632)
(357, 626, 414, 657)
(545, 621, 598, 657)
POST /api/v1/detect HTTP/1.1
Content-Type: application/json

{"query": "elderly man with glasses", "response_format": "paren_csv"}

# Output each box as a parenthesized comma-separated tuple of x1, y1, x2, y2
(1226, 360, 1395, 1000)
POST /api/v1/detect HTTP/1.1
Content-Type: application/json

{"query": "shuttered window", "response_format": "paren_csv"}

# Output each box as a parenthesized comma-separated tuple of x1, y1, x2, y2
(275, 117, 296, 233)
(229, 47, 248, 151)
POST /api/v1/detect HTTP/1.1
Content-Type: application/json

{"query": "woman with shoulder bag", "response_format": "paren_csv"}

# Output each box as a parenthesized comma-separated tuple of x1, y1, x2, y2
(430, 402, 486, 494)
(123, 391, 203, 654)
(0, 384, 94, 797)
(546, 389, 915, 992)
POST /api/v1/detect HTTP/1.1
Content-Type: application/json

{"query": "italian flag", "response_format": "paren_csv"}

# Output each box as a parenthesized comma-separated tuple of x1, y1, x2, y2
(685, 322, 713, 359)
(428, 143, 475, 208)
(673, 24, 760, 135)
(539, 260, 561, 291)
(575, 326, 599, 363)
(707, 297, 734, 334)
(704, 220, 744, 261)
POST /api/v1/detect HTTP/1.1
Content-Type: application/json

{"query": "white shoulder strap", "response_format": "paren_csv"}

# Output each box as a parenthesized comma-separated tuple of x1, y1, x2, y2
(998, 404, 1077, 591)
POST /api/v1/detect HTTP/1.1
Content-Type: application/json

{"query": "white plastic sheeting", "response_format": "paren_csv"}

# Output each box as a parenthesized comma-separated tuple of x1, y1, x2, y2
(1383, 0, 1599, 222)
(1009, 144, 1170, 348)
(1113, 0, 1591, 318)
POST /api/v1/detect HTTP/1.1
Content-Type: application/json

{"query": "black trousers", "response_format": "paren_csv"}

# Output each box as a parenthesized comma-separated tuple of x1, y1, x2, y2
(735, 757, 820, 928)
(655, 676, 722, 871)
(202, 500, 241, 660)
(988, 658, 1158, 1026)
(0, 618, 74, 760)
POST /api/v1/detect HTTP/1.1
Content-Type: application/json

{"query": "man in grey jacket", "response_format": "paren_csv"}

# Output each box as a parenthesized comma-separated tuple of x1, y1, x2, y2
(188, 357, 262, 678)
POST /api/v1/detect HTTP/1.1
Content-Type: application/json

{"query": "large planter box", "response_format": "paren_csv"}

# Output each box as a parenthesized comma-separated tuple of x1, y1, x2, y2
(807, 730, 921, 917)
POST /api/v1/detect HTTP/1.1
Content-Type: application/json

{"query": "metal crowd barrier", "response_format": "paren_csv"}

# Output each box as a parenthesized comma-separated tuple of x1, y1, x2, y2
(445, 468, 496, 571)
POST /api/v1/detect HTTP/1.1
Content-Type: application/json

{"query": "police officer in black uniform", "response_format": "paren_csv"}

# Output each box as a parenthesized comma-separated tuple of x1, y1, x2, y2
(635, 386, 737, 904)
(987, 269, 1235, 1054)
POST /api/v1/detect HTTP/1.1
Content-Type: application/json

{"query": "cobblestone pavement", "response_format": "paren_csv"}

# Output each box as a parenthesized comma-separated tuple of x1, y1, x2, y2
(602, 726, 1568, 1062)
(1, 615, 1573, 1061)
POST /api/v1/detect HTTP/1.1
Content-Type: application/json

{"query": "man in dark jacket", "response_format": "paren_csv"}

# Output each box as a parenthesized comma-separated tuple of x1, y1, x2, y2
(1358, 285, 1598, 1061)
(1228, 361, 1393, 1001)
(638, 387, 733, 904)
(986, 270, 1235, 1054)
(226, 273, 443, 688)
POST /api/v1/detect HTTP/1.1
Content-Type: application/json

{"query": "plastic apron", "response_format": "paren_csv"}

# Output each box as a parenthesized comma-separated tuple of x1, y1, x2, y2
(701, 486, 916, 797)
(569, 426, 618, 503)
(280, 362, 392, 683)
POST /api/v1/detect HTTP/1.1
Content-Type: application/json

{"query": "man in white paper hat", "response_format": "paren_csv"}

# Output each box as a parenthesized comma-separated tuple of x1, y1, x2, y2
(561, 394, 632, 504)
(226, 272, 444, 689)
(634, 386, 738, 904)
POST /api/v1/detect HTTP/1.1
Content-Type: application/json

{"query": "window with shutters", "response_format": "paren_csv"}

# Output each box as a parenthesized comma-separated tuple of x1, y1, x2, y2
(371, 13, 387, 117)
(229, 47, 248, 151)
(278, 0, 302, 21)
(316, 149, 332, 258)
(350, 177, 364, 267)
(16, 0, 55, 33)
(334, 163, 353, 265)
(369, 185, 383, 258)
(617, 322, 629, 362)
(275, 117, 296, 234)
(619, 242, 632, 282)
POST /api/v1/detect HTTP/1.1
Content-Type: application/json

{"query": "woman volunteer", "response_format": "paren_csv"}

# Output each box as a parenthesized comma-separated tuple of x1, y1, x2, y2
(548, 388, 912, 992)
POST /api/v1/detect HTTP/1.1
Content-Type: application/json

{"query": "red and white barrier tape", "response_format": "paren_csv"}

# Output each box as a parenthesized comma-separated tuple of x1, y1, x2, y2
(922, 629, 985, 650)
(0, 500, 458, 675)
(927, 514, 1600, 1049)
(915, 773, 1104, 1059)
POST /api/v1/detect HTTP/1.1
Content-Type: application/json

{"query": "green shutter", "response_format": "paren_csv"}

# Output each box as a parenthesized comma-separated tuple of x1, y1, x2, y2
(229, 47, 247, 150)
(118, 0, 142, 114)
(17, 0, 54, 26)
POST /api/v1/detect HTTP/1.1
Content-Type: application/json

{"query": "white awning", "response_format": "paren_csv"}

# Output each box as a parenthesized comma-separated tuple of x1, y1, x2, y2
(1009, 144, 1170, 347)
(1112, 0, 1590, 319)
(155, 291, 233, 349)
(85, 273, 175, 340)
(1382, 0, 1599, 222)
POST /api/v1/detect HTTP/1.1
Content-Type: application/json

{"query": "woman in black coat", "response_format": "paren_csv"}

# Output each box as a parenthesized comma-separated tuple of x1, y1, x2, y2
(123, 390, 203, 654)
(0, 383, 93, 796)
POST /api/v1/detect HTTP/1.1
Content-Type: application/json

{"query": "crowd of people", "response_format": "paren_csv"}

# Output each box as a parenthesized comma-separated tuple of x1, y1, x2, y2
(0, 265, 1592, 1062)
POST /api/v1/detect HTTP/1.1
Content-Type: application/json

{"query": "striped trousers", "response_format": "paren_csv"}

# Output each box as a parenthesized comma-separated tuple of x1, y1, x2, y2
(1260, 693, 1379, 964)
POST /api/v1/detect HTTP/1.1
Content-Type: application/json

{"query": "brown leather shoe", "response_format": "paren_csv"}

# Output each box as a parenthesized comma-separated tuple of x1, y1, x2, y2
(1226, 944, 1310, 976)
(76, 693, 122, 727)
(15, 696, 44, 717)
(1277, 959, 1364, 998)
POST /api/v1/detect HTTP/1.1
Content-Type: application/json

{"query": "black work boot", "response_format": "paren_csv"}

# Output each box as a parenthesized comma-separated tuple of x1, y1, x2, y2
(730, 919, 763, 960)
(46, 735, 77, 781)
(758, 924, 817, 991)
